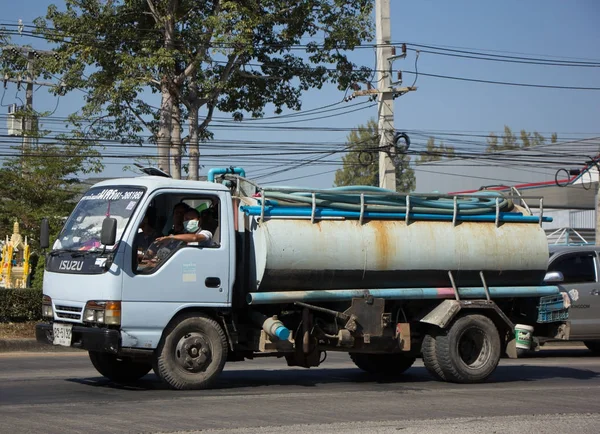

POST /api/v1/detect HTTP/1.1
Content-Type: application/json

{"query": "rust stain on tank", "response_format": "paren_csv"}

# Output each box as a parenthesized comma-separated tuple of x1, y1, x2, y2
(370, 220, 395, 270)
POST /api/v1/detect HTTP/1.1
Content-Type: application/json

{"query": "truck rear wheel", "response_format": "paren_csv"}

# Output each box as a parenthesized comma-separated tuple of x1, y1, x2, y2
(421, 332, 445, 380)
(435, 314, 501, 383)
(350, 353, 416, 375)
(88, 351, 152, 383)
(155, 314, 228, 390)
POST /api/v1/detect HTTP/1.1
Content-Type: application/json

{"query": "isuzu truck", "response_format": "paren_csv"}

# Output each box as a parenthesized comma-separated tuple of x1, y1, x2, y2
(36, 167, 570, 389)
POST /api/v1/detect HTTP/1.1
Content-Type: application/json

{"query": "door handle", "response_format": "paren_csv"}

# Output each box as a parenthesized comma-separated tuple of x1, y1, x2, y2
(592, 289, 599, 296)
(205, 277, 221, 288)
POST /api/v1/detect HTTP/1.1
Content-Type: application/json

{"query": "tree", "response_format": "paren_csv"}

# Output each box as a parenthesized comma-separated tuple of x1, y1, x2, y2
(486, 125, 557, 152)
(416, 137, 456, 165)
(0, 131, 102, 286)
(35, 0, 375, 179)
(520, 130, 531, 148)
(334, 120, 415, 192)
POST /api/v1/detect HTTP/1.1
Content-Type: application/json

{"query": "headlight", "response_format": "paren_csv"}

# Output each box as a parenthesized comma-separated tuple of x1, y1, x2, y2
(83, 300, 121, 326)
(42, 295, 53, 319)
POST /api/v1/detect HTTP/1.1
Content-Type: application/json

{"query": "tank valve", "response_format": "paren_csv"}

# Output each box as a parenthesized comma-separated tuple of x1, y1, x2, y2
(250, 311, 290, 341)
(262, 316, 290, 341)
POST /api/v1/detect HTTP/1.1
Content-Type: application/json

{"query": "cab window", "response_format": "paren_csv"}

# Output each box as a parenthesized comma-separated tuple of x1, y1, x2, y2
(133, 193, 220, 274)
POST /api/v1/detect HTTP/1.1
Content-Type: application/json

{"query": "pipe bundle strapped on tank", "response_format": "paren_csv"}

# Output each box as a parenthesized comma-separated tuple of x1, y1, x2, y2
(255, 186, 516, 216)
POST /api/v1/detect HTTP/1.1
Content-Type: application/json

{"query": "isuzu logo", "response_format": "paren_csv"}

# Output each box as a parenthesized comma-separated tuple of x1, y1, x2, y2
(59, 260, 84, 271)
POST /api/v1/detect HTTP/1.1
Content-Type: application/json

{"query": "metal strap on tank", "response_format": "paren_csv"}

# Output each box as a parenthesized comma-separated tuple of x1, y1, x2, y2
(448, 271, 460, 301)
(511, 186, 532, 215)
(311, 193, 316, 223)
(539, 198, 544, 227)
(479, 271, 491, 301)
(260, 190, 266, 222)
(495, 197, 500, 227)
(452, 196, 458, 226)
(405, 195, 410, 224)
(359, 193, 365, 225)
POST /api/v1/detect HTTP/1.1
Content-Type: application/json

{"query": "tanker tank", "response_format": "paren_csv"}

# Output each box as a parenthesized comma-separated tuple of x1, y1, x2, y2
(239, 187, 550, 292)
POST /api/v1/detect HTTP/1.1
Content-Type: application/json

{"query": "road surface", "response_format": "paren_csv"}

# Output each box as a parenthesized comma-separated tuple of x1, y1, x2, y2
(1, 349, 599, 433)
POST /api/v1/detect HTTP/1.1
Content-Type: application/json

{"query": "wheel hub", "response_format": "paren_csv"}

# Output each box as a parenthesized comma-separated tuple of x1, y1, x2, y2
(458, 328, 489, 368)
(175, 332, 212, 373)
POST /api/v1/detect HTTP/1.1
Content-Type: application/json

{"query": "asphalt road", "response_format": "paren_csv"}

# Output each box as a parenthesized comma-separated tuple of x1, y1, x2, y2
(1, 349, 600, 434)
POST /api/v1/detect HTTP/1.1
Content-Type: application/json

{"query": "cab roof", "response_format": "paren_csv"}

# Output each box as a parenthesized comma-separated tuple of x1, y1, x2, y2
(90, 176, 230, 192)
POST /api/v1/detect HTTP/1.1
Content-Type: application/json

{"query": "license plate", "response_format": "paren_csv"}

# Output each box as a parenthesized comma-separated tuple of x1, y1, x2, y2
(53, 323, 73, 347)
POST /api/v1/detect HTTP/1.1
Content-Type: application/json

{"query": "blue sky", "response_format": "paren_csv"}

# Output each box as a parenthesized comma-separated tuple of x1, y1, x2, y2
(1, 0, 599, 189)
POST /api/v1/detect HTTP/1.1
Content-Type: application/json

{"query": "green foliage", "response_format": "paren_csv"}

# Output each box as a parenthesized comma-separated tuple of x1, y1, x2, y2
(0, 128, 102, 288)
(0, 288, 43, 321)
(334, 119, 415, 193)
(416, 137, 456, 165)
(486, 125, 557, 152)
(0, 139, 102, 245)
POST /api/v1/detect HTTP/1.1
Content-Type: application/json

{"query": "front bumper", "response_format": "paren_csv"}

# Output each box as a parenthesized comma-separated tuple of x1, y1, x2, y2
(36, 323, 120, 354)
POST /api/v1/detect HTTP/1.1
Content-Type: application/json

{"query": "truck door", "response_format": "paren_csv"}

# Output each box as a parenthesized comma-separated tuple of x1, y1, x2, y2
(119, 189, 234, 348)
(548, 251, 600, 339)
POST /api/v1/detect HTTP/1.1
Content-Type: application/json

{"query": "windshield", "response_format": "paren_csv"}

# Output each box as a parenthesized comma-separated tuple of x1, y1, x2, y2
(53, 186, 145, 252)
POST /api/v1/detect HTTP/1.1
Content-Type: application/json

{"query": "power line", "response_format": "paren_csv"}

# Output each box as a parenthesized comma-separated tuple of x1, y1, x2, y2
(404, 42, 600, 66)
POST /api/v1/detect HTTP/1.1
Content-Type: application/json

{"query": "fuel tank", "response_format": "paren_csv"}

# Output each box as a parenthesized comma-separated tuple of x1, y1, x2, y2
(249, 217, 549, 291)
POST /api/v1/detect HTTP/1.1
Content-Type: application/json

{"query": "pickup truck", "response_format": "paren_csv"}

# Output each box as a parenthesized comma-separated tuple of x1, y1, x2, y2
(545, 245, 600, 352)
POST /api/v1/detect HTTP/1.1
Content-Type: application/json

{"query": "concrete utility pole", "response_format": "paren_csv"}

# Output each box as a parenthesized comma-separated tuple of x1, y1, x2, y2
(347, 2, 416, 190)
(23, 51, 35, 156)
(376, 0, 395, 190)
(2, 46, 58, 159)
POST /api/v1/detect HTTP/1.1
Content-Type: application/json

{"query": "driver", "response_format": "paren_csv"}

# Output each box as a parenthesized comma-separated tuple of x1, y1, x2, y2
(155, 208, 213, 247)
(138, 208, 213, 272)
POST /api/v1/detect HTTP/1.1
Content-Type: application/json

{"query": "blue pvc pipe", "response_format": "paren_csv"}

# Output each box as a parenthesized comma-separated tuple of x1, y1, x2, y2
(207, 167, 246, 182)
(247, 286, 560, 305)
(241, 206, 553, 223)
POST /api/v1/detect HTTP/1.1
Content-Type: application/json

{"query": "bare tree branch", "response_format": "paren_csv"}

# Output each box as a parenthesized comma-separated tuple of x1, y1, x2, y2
(145, 0, 161, 24)
(176, 0, 221, 85)
(125, 100, 155, 135)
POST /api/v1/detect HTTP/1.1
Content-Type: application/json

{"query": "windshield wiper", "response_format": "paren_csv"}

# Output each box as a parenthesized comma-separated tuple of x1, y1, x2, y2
(49, 249, 77, 257)
(49, 249, 88, 257)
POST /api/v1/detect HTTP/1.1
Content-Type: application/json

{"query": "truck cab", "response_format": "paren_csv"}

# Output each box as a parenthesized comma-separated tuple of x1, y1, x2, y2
(39, 177, 236, 358)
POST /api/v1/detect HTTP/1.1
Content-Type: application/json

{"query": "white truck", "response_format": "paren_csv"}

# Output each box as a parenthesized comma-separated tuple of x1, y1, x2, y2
(36, 167, 570, 389)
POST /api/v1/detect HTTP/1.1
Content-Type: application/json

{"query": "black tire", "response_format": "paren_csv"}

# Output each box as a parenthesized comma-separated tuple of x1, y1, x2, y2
(349, 353, 416, 375)
(88, 351, 152, 383)
(584, 341, 600, 354)
(155, 314, 228, 390)
(421, 332, 445, 380)
(435, 314, 501, 383)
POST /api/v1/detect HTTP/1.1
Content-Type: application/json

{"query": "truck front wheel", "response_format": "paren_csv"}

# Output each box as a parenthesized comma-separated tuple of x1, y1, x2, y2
(155, 314, 228, 390)
(88, 351, 152, 383)
(435, 314, 501, 383)
(350, 353, 416, 375)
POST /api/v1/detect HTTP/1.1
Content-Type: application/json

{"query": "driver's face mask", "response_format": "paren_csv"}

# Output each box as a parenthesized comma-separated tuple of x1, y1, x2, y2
(183, 219, 200, 233)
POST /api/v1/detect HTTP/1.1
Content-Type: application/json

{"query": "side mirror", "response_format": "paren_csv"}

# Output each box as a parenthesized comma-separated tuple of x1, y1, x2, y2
(544, 271, 564, 284)
(40, 218, 50, 249)
(101, 217, 117, 246)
